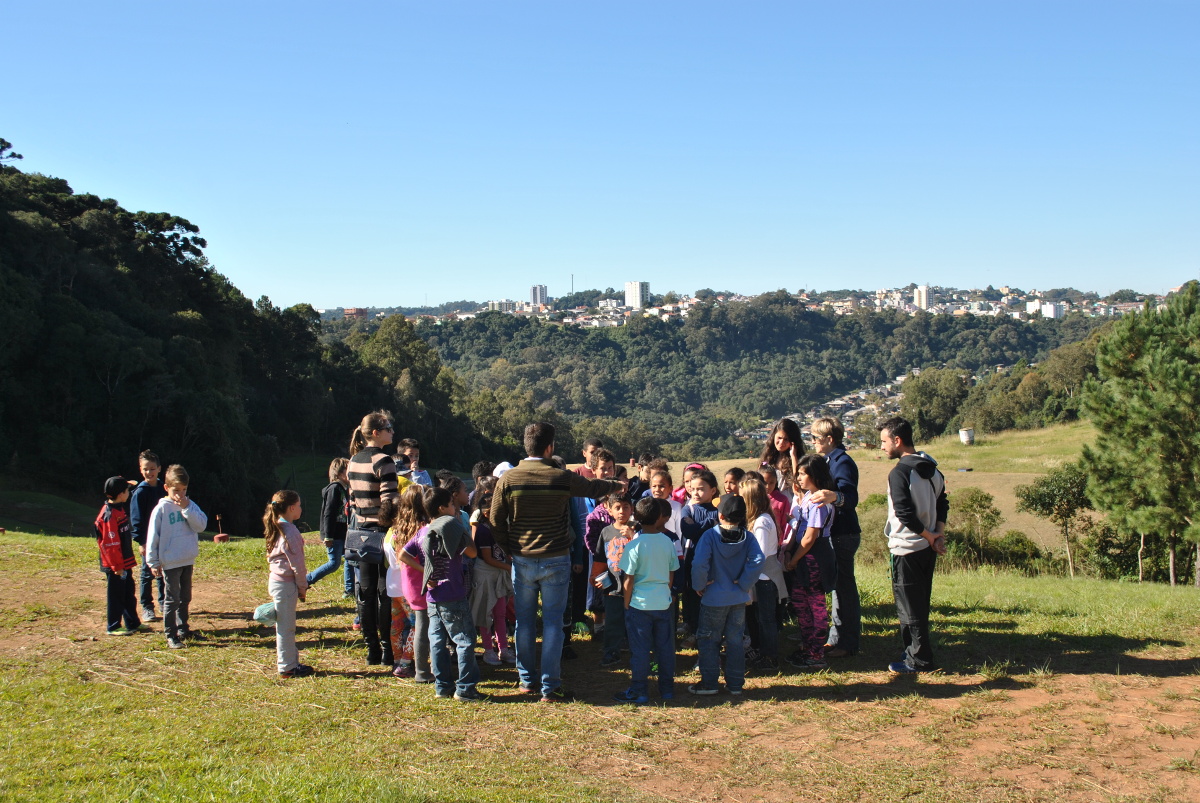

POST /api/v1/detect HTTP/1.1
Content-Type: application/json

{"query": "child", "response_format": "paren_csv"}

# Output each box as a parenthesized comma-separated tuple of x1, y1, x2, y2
(759, 466, 790, 542)
(671, 463, 706, 504)
(613, 497, 679, 704)
(146, 465, 207, 649)
(307, 458, 351, 594)
(383, 489, 425, 678)
(678, 470, 720, 642)
(688, 494, 764, 696)
(400, 486, 484, 702)
(265, 490, 312, 678)
(95, 476, 142, 635)
(759, 419, 804, 500)
(397, 498, 434, 684)
(591, 492, 637, 667)
(783, 454, 838, 670)
(722, 467, 745, 495)
(398, 438, 433, 487)
(740, 475, 787, 671)
(129, 450, 167, 622)
(469, 478, 515, 666)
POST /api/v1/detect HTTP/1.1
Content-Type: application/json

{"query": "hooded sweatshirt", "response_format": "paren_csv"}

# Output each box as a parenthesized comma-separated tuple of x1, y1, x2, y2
(690, 525, 764, 607)
(146, 498, 207, 571)
(884, 452, 948, 555)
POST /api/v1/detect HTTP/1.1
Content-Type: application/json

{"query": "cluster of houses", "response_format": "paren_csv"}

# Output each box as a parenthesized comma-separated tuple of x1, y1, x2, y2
(739, 382, 906, 451)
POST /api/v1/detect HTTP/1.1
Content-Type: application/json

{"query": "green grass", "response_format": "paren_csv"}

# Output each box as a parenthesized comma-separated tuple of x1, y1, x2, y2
(2, 528, 1200, 802)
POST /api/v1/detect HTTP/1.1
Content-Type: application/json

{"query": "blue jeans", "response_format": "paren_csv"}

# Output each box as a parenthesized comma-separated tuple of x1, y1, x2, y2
(602, 593, 626, 659)
(626, 606, 674, 698)
(511, 554, 571, 696)
(306, 540, 344, 586)
(828, 532, 862, 653)
(696, 603, 747, 691)
(428, 598, 480, 696)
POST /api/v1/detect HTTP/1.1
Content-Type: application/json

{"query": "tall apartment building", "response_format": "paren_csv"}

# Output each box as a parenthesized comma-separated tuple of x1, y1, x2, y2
(625, 281, 650, 309)
(530, 285, 548, 306)
(488, 299, 517, 313)
(913, 285, 930, 311)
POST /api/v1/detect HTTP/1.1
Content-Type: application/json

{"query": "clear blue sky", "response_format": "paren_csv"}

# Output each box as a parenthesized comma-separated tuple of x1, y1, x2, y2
(5, 1, 1197, 307)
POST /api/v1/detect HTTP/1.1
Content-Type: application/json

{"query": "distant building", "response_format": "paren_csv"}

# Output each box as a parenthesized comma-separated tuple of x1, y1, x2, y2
(598, 298, 621, 310)
(625, 281, 650, 309)
(344, 307, 369, 320)
(530, 285, 548, 306)
(913, 285, 930, 310)
(1040, 302, 1066, 319)
(488, 299, 517, 313)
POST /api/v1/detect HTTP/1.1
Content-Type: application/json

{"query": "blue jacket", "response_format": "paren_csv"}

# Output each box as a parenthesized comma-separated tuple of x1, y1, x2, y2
(690, 525, 764, 607)
(825, 446, 861, 536)
(129, 481, 166, 546)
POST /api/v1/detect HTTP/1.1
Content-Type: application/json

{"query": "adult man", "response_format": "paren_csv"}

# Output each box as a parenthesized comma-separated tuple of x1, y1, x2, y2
(808, 417, 861, 658)
(877, 416, 948, 674)
(574, 436, 604, 478)
(491, 423, 624, 701)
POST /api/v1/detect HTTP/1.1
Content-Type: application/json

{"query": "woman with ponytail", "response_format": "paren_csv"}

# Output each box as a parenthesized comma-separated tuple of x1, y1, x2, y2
(347, 410, 400, 666)
(265, 490, 312, 678)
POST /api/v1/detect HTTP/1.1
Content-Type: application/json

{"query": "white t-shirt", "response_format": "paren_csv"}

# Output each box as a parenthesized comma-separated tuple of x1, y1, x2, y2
(750, 513, 778, 581)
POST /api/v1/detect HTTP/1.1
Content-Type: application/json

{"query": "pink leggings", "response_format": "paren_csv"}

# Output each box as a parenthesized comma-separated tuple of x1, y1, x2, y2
(478, 597, 509, 652)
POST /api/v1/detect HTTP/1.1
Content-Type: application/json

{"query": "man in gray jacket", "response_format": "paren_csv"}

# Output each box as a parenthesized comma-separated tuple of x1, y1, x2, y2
(878, 416, 948, 674)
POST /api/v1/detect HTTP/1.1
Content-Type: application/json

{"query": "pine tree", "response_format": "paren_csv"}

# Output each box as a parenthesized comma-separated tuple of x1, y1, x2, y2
(1081, 283, 1200, 586)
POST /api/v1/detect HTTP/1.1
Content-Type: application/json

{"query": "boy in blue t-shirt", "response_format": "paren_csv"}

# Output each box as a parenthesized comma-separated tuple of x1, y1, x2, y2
(613, 497, 680, 704)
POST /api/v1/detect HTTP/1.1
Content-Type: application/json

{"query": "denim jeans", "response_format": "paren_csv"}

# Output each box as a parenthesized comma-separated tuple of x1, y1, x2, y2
(429, 598, 480, 696)
(162, 565, 193, 641)
(602, 593, 626, 659)
(105, 569, 140, 632)
(626, 606, 674, 698)
(269, 577, 299, 672)
(412, 607, 433, 682)
(696, 603, 747, 691)
(139, 556, 164, 612)
(306, 539, 344, 586)
(892, 548, 937, 669)
(828, 531, 862, 653)
(511, 554, 571, 696)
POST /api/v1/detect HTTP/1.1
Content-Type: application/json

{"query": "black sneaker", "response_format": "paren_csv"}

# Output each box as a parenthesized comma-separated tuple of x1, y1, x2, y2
(540, 687, 575, 703)
(454, 688, 490, 702)
(279, 664, 315, 679)
(561, 644, 578, 660)
(167, 637, 185, 650)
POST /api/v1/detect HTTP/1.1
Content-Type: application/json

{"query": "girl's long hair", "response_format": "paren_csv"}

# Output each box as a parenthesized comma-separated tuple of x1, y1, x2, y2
(738, 475, 771, 525)
(389, 485, 428, 551)
(349, 410, 392, 457)
(759, 418, 805, 483)
(796, 453, 835, 493)
(264, 490, 300, 554)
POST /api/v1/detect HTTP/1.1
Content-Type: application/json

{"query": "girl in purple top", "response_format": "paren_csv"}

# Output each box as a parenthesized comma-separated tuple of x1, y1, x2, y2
(783, 454, 836, 670)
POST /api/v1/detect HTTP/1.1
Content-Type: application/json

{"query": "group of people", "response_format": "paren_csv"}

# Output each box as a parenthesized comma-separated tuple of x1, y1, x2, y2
(93, 411, 949, 698)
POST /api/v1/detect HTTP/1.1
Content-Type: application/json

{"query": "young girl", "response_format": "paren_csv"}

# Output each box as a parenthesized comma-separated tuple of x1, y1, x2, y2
(469, 477, 515, 665)
(395, 491, 434, 683)
(265, 490, 312, 678)
(672, 463, 706, 504)
(740, 475, 787, 670)
(759, 418, 805, 501)
(383, 487, 426, 678)
(723, 467, 746, 495)
(783, 454, 837, 670)
(679, 470, 720, 643)
(307, 458, 351, 594)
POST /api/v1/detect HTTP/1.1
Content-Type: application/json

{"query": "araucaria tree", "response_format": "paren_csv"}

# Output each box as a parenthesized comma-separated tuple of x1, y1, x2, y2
(1081, 283, 1200, 586)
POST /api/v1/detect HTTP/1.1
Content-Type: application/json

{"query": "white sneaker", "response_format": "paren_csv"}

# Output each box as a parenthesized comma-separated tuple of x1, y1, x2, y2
(499, 649, 517, 664)
(482, 650, 501, 666)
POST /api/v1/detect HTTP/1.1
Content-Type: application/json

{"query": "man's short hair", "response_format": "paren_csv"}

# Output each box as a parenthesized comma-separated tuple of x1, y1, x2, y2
(524, 422, 556, 457)
(164, 464, 189, 486)
(594, 448, 616, 467)
(637, 452, 656, 466)
(877, 416, 914, 447)
(583, 436, 604, 450)
(138, 450, 161, 466)
(471, 460, 496, 480)
(399, 437, 420, 451)
(634, 497, 669, 527)
(811, 417, 845, 446)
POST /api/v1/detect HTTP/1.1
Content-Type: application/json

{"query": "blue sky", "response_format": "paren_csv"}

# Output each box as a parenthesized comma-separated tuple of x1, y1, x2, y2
(5, 2, 1197, 307)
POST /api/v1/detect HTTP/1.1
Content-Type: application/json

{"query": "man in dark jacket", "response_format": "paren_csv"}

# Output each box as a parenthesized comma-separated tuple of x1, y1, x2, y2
(491, 422, 624, 702)
(878, 416, 948, 674)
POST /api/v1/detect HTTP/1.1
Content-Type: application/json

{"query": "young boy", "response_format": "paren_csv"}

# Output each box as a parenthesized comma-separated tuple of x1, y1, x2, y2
(146, 465, 207, 649)
(129, 450, 167, 622)
(591, 492, 637, 668)
(689, 494, 764, 696)
(397, 438, 432, 487)
(613, 497, 679, 704)
(678, 470, 720, 642)
(95, 476, 142, 635)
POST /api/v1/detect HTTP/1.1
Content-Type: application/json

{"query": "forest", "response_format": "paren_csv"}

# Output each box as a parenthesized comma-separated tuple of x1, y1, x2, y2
(0, 140, 1108, 530)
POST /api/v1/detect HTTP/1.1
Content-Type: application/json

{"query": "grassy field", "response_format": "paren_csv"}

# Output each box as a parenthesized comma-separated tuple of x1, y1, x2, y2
(1, 522, 1199, 802)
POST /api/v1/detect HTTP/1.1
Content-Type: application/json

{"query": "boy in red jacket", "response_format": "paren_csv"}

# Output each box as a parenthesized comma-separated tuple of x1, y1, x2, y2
(95, 476, 142, 635)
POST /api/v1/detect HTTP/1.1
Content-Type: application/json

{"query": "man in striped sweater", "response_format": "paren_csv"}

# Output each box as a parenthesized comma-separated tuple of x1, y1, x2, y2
(491, 422, 625, 702)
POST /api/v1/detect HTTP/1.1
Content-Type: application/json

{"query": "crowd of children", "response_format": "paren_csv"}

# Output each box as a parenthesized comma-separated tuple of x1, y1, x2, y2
(93, 412, 933, 701)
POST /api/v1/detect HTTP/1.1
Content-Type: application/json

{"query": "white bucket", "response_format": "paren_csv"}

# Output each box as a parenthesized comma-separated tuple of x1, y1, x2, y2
(959, 428, 975, 445)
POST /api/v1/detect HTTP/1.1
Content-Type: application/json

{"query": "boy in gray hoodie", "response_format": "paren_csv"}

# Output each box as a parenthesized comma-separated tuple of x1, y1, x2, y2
(688, 494, 764, 696)
(146, 465, 208, 649)
(878, 417, 948, 674)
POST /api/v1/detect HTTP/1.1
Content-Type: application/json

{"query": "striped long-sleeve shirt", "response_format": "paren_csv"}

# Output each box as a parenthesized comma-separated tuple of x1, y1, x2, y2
(490, 458, 624, 558)
(347, 447, 399, 528)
